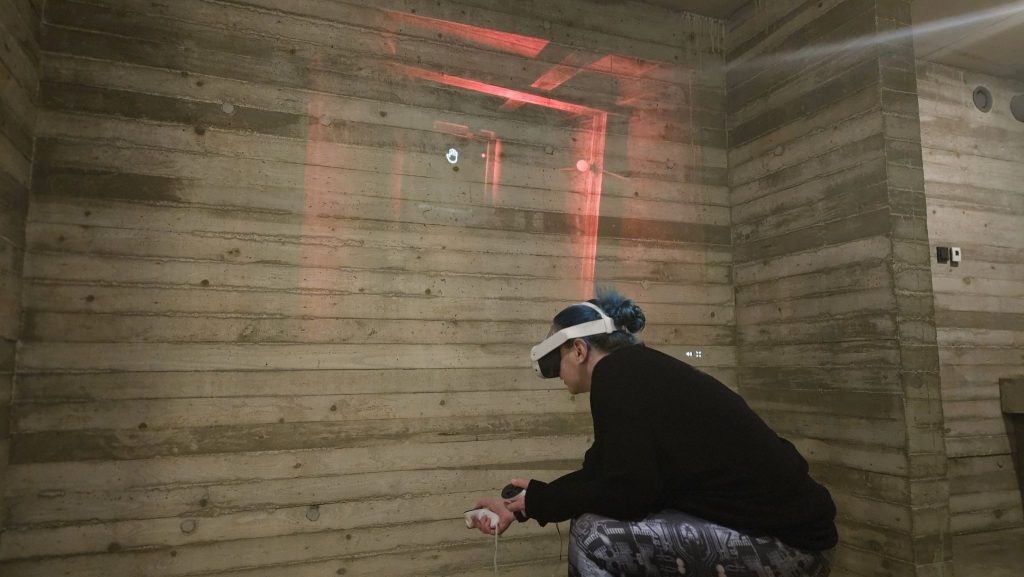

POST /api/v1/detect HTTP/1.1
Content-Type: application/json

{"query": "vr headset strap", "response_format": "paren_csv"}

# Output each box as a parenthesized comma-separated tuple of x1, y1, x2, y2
(529, 303, 617, 361)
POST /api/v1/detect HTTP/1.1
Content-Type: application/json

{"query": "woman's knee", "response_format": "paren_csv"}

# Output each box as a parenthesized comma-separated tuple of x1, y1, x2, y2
(568, 514, 645, 576)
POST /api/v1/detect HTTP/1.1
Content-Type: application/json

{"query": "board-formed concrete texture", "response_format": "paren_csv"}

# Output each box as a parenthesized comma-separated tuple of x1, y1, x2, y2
(0, 0, 41, 541)
(727, 1, 951, 575)
(953, 527, 1024, 577)
(919, 63, 1024, 540)
(4, 1, 733, 576)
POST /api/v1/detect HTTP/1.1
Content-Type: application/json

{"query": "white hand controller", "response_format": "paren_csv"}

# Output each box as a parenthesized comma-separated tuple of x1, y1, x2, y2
(463, 507, 500, 529)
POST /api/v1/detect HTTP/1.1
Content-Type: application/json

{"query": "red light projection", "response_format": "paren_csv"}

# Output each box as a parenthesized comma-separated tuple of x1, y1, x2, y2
(587, 55, 661, 80)
(390, 64, 606, 117)
(376, 10, 688, 296)
(531, 52, 600, 91)
(301, 90, 338, 335)
(574, 112, 608, 290)
(481, 130, 502, 205)
(394, 62, 609, 294)
(384, 10, 549, 59)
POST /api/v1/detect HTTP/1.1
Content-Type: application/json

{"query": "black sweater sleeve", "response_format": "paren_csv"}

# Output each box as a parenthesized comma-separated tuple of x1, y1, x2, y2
(525, 366, 663, 524)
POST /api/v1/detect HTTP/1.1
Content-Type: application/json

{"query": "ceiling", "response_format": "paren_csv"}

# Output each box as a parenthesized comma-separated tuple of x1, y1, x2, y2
(642, 0, 1024, 80)
(640, 0, 748, 20)
(911, 0, 1024, 81)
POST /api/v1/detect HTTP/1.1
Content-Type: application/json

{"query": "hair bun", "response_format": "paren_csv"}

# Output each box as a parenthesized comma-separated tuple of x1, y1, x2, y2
(594, 289, 646, 334)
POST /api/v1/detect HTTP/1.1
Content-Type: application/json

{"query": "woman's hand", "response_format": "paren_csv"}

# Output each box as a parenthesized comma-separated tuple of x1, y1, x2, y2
(503, 478, 530, 519)
(468, 479, 531, 536)
(469, 498, 515, 536)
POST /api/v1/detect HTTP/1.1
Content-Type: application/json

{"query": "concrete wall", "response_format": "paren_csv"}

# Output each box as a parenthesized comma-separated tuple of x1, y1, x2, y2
(3, 1, 732, 575)
(727, 1, 950, 576)
(917, 61, 1024, 535)
(0, 0, 41, 540)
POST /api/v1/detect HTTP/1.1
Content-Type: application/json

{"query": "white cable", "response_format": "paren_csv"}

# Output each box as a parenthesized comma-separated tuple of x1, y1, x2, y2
(493, 529, 499, 574)
(556, 522, 563, 561)
(550, 523, 564, 577)
(485, 516, 561, 573)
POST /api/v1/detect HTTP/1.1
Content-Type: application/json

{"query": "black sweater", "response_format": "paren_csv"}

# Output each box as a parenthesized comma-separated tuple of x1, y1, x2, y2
(524, 345, 838, 551)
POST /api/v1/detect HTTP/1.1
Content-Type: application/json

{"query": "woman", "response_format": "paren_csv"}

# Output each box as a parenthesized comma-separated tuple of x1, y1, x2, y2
(470, 290, 837, 577)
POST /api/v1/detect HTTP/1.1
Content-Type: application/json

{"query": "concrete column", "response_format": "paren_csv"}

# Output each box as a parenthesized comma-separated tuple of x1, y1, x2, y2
(728, 0, 950, 574)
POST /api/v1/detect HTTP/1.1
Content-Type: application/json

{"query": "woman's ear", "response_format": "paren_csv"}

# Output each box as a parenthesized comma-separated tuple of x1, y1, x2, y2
(572, 339, 589, 362)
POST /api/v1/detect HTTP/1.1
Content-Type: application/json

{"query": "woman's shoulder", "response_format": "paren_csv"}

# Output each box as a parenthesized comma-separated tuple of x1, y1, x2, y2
(595, 344, 695, 383)
(605, 344, 692, 369)
(597, 345, 730, 396)
(595, 343, 648, 370)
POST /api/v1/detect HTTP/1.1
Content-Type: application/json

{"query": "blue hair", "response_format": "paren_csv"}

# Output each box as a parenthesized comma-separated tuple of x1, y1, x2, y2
(552, 287, 646, 352)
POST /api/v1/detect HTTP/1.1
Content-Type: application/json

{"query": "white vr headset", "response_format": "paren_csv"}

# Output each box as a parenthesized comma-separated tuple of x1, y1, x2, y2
(530, 302, 617, 378)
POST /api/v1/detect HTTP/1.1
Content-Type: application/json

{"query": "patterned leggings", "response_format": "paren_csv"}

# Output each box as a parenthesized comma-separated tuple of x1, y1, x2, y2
(568, 511, 832, 577)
